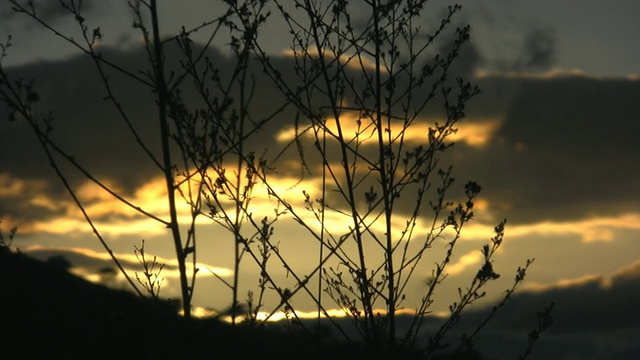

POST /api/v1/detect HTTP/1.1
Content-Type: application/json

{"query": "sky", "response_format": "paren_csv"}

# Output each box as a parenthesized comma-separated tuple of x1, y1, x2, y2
(1, 1, 639, 359)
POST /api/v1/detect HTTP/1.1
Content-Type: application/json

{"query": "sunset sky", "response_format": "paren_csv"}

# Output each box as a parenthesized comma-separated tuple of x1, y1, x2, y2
(1, 1, 639, 358)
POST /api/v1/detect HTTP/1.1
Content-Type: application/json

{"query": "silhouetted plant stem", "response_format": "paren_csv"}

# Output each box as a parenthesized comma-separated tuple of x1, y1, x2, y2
(317, 126, 328, 329)
(150, 0, 191, 320)
(457, 258, 536, 354)
(518, 302, 555, 360)
(304, 0, 376, 343)
(370, 1, 397, 346)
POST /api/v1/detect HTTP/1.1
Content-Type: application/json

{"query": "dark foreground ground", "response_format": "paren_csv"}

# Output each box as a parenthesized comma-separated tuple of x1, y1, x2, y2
(1, 249, 482, 359)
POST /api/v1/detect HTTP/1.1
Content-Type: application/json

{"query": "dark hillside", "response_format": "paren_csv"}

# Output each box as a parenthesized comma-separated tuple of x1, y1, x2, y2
(0, 249, 197, 358)
(0, 249, 431, 359)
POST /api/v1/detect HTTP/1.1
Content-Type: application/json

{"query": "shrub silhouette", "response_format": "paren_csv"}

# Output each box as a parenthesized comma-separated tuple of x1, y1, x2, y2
(0, 1, 552, 358)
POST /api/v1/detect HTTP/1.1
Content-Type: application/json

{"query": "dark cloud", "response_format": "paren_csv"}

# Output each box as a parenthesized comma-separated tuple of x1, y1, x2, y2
(357, 260, 640, 359)
(2, 0, 99, 23)
(437, 31, 484, 80)
(479, 25, 557, 74)
(457, 75, 640, 224)
(424, 6, 485, 80)
(2, 44, 274, 175)
(519, 27, 557, 71)
(453, 261, 640, 359)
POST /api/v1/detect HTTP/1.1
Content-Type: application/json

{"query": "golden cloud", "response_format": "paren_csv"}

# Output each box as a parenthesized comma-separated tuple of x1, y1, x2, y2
(280, 48, 377, 71)
(24, 245, 233, 279)
(276, 112, 502, 148)
(522, 259, 640, 293)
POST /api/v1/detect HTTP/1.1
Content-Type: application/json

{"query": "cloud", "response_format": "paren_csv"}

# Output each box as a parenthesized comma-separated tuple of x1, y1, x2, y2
(500, 261, 640, 359)
(2, 41, 639, 236)
(519, 27, 557, 71)
(445, 250, 484, 276)
(464, 74, 640, 224)
(22, 245, 233, 284)
(1, 0, 100, 23)
(472, 21, 557, 74)
(432, 14, 484, 81)
(411, 260, 640, 359)
(510, 260, 640, 332)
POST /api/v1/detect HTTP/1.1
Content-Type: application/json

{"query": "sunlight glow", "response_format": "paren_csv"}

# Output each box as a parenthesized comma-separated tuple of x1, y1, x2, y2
(446, 251, 484, 276)
(0, 173, 62, 228)
(475, 68, 589, 79)
(24, 245, 233, 278)
(280, 48, 377, 71)
(11, 156, 639, 251)
(475, 68, 640, 81)
(508, 214, 640, 243)
(28, 216, 163, 237)
(0, 173, 34, 196)
(522, 260, 640, 292)
(207, 306, 420, 322)
(15, 165, 639, 247)
(275, 112, 502, 148)
(522, 274, 601, 293)
(29, 194, 62, 211)
(77, 180, 123, 201)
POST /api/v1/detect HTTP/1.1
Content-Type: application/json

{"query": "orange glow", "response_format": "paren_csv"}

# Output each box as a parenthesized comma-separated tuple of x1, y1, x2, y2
(11, 163, 640, 247)
(523, 274, 602, 293)
(29, 194, 63, 211)
(474, 68, 590, 79)
(449, 120, 502, 147)
(0, 173, 33, 196)
(24, 245, 233, 278)
(474, 68, 640, 81)
(425, 213, 640, 244)
(446, 251, 484, 276)
(521, 260, 640, 293)
(77, 180, 123, 201)
(507, 214, 640, 243)
(0, 174, 56, 213)
(208, 306, 419, 322)
(280, 48, 376, 71)
(276, 111, 502, 148)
